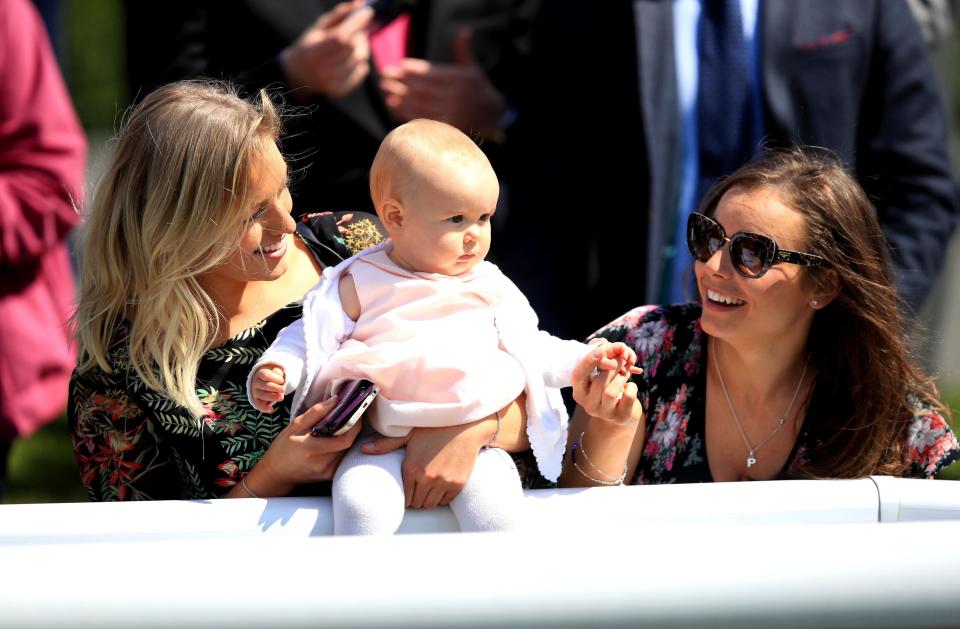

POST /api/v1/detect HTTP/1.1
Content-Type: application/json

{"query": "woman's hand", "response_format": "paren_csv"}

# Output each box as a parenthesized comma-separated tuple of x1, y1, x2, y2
(360, 421, 490, 509)
(359, 393, 529, 509)
(230, 396, 361, 498)
(572, 344, 643, 425)
(357, 395, 527, 509)
(560, 347, 645, 488)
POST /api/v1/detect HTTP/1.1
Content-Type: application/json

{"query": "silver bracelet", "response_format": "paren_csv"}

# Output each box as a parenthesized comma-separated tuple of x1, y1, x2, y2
(575, 431, 623, 481)
(482, 410, 503, 450)
(240, 475, 260, 499)
(572, 459, 626, 486)
(570, 431, 627, 485)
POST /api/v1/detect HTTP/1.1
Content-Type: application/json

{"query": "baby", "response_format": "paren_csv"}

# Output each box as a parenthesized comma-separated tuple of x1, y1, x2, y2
(248, 119, 636, 534)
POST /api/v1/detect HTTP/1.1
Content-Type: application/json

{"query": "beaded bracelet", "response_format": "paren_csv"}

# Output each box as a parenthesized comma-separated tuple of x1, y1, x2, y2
(570, 431, 627, 485)
(240, 476, 260, 499)
(482, 410, 503, 450)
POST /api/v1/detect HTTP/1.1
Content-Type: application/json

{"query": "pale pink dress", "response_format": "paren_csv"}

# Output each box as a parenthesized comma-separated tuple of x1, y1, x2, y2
(308, 250, 527, 437)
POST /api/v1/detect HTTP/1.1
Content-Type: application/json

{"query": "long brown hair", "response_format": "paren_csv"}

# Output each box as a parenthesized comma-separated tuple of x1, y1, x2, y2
(698, 147, 949, 478)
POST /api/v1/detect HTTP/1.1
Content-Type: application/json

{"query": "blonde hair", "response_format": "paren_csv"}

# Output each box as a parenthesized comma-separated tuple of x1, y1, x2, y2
(74, 80, 281, 418)
(369, 119, 490, 214)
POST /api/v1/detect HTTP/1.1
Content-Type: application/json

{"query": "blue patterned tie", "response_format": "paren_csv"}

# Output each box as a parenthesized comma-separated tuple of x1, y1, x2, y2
(697, 0, 754, 203)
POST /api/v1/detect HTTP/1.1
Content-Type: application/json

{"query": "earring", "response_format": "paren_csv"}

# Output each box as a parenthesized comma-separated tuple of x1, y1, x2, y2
(810, 299, 819, 307)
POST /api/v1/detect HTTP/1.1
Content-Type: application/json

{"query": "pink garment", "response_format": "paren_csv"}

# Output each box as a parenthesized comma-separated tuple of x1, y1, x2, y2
(370, 13, 411, 72)
(312, 250, 526, 437)
(0, 0, 86, 441)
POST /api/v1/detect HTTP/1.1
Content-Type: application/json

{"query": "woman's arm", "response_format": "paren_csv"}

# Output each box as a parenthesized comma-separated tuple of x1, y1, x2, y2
(558, 351, 645, 488)
(227, 396, 361, 498)
(560, 406, 645, 488)
(69, 372, 181, 501)
(360, 394, 529, 509)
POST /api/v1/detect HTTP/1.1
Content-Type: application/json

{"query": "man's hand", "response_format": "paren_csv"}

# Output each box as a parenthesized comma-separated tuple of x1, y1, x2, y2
(379, 28, 508, 138)
(280, 1, 374, 98)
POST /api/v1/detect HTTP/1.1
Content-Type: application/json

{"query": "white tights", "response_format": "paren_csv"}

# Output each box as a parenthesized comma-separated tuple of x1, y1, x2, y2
(332, 435, 525, 535)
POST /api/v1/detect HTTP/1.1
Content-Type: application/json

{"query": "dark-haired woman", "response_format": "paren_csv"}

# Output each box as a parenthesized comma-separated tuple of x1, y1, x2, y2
(563, 149, 959, 486)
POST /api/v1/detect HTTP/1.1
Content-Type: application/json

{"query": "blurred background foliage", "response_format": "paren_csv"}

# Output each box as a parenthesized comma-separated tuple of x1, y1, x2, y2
(63, 0, 127, 132)
(4, 0, 958, 503)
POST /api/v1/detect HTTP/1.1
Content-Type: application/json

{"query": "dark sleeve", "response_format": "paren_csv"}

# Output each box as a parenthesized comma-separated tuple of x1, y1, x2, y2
(902, 398, 960, 479)
(68, 368, 182, 501)
(468, 0, 540, 112)
(297, 210, 386, 267)
(126, 1, 291, 98)
(856, 0, 960, 310)
(126, 1, 213, 95)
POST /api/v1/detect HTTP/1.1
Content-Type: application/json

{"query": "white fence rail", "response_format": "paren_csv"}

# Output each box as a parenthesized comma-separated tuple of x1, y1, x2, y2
(0, 477, 958, 627)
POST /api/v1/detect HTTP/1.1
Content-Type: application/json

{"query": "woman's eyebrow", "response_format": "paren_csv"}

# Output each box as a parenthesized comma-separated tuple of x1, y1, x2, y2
(257, 168, 290, 206)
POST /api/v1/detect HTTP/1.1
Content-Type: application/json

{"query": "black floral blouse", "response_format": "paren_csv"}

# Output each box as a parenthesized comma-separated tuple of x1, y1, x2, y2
(69, 213, 384, 500)
(591, 304, 960, 484)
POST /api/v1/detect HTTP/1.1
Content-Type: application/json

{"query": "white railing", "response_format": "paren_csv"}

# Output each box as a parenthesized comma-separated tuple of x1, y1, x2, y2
(0, 478, 958, 627)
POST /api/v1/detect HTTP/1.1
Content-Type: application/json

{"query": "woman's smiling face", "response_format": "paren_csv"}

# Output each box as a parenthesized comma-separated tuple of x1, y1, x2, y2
(696, 185, 820, 346)
(202, 140, 295, 287)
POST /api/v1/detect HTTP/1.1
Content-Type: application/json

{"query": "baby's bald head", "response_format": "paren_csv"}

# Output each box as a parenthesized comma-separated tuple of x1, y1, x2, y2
(369, 119, 494, 218)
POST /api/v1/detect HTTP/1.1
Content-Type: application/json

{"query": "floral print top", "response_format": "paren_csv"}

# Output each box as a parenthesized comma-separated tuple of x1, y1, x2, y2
(69, 213, 384, 500)
(591, 303, 960, 484)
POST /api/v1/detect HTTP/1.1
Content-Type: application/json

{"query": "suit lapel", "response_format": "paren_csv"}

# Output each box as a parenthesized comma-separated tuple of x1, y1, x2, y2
(249, 0, 392, 139)
(633, 0, 680, 304)
(761, 0, 795, 139)
(421, 0, 452, 60)
(326, 78, 393, 139)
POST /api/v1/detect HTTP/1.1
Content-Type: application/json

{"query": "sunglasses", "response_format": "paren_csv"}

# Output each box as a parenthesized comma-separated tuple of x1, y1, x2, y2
(686, 212, 826, 279)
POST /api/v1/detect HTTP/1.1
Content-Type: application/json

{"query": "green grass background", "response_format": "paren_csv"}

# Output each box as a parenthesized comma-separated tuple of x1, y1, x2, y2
(6, 415, 87, 503)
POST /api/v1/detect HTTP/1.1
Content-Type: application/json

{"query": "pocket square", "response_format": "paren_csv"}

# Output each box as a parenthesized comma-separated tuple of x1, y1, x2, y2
(798, 28, 854, 52)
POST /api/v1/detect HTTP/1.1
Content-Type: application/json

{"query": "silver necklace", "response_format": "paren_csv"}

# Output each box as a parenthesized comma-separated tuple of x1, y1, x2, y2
(711, 338, 809, 469)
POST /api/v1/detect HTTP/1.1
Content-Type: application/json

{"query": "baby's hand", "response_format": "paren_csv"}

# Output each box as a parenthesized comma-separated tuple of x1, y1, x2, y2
(573, 340, 644, 424)
(252, 364, 286, 413)
(585, 339, 643, 378)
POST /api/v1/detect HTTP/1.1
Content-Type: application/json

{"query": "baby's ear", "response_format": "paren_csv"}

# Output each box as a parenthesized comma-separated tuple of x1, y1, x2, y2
(381, 199, 404, 230)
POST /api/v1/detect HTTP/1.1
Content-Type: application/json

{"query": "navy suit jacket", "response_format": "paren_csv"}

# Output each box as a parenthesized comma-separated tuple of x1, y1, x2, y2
(505, 0, 958, 338)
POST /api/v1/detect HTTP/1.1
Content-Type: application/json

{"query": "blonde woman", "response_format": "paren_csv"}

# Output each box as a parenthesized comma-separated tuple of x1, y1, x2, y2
(70, 81, 528, 501)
